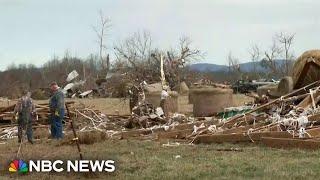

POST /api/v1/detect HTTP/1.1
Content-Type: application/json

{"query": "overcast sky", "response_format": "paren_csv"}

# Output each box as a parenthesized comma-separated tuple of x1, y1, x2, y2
(0, 0, 319, 70)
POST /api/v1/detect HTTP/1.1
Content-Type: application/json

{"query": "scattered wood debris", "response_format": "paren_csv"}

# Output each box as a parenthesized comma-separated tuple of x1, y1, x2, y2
(117, 80, 320, 150)
(1, 79, 320, 151)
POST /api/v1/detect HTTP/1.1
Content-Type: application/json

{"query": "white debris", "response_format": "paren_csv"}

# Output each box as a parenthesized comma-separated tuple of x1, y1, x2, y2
(0, 127, 18, 140)
(156, 107, 164, 117)
(71, 93, 77, 98)
(172, 113, 186, 122)
(297, 116, 308, 128)
(162, 142, 180, 147)
(298, 127, 306, 138)
(224, 106, 253, 112)
(105, 130, 120, 137)
(66, 70, 79, 82)
(208, 125, 217, 133)
(100, 113, 106, 118)
(149, 114, 158, 119)
(63, 83, 75, 91)
(163, 126, 170, 131)
(79, 90, 93, 98)
(204, 117, 212, 121)
(193, 123, 205, 133)
(282, 118, 291, 126)
(270, 113, 281, 123)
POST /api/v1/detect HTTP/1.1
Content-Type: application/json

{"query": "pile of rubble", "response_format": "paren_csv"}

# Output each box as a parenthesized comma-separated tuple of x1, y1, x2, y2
(0, 97, 183, 141)
(118, 80, 320, 150)
(0, 100, 55, 140)
(1, 80, 320, 150)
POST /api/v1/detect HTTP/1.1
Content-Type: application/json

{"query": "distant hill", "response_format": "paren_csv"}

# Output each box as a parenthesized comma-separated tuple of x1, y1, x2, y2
(190, 60, 287, 72)
(189, 63, 229, 72)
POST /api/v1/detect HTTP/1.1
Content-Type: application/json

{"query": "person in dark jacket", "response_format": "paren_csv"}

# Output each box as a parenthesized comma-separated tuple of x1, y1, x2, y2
(14, 91, 36, 144)
(49, 82, 65, 139)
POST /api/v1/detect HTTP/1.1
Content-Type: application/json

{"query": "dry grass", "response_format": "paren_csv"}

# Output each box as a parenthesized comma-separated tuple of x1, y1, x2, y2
(61, 131, 107, 145)
(0, 98, 131, 115)
(1, 139, 320, 179)
(1, 93, 253, 115)
(74, 98, 130, 115)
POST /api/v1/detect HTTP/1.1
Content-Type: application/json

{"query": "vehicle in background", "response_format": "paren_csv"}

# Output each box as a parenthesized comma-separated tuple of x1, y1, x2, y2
(232, 79, 278, 93)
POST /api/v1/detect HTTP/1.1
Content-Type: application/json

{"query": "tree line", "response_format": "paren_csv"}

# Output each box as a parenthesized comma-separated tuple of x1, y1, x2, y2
(0, 11, 297, 98)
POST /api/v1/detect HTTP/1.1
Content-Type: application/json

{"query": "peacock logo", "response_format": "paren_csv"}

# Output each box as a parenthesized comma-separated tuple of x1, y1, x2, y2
(9, 159, 28, 173)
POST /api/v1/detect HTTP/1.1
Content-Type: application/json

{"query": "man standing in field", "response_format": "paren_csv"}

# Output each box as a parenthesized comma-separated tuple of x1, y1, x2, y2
(14, 90, 36, 144)
(49, 82, 65, 139)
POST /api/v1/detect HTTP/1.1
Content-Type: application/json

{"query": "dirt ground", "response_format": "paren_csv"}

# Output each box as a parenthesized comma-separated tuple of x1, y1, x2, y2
(0, 94, 253, 115)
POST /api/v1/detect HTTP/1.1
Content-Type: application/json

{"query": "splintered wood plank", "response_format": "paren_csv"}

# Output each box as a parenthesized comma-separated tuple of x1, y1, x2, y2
(308, 113, 320, 121)
(297, 91, 320, 109)
(261, 137, 320, 150)
(306, 127, 320, 137)
(219, 124, 264, 134)
(194, 131, 293, 144)
(194, 133, 249, 144)
(297, 95, 312, 108)
(157, 129, 193, 139)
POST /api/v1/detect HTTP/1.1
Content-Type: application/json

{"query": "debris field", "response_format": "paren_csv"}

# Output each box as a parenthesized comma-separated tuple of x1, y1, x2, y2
(0, 80, 319, 150)
(1, 50, 320, 151)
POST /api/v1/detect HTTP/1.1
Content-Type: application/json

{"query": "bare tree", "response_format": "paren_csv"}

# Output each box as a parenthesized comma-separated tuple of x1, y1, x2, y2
(276, 32, 295, 75)
(159, 36, 204, 87)
(262, 38, 283, 75)
(227, 51, 240, 72)
(113, 30, 154, 82)
(248, 44, 260, 74)
(92, 10, 111, 73)
(177, 36, 203, 62)
(114, 31, 152, 70)
(114, 32, 203, 87)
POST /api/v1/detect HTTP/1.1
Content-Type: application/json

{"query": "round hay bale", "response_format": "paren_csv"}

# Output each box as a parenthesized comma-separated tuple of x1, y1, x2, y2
(179, 82, 189, 95)
(189, 86, 211, 104)
(277, 76, 293, 95)
(188, 91, 194, 104)
(190, 88, 233, 117)
(257, 84, 278, 97)
(292, 49, 320, 88)
(145, 91, 179, 113)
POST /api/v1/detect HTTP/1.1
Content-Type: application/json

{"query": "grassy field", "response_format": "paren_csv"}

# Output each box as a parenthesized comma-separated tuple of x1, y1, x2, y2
(0, 94, 253, 115)
(0, 98, 131, 115)
(1, 139, 320, 179)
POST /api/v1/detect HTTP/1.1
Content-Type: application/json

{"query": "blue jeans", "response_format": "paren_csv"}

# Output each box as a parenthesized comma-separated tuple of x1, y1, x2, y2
(50, 109, 64, 139)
